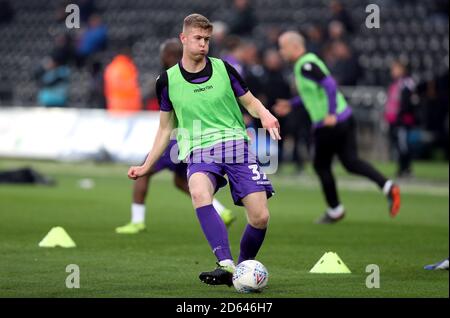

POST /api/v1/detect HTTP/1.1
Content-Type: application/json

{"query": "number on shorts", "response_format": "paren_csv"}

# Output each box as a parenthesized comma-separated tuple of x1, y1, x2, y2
(248, 164, 267, 181)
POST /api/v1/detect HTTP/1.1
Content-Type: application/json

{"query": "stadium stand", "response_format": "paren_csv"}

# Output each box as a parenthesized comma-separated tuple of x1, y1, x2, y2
(0, 0, 447, 107)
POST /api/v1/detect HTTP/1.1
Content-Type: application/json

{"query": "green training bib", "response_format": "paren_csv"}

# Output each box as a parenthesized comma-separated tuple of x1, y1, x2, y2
(167, 57, 248, 160)
(294, 53, 348, 124)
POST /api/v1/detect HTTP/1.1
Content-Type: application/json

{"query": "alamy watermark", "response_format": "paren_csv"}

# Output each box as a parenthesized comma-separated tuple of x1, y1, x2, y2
(365, 4, 380, 29)
(365, 264, 380, 289)
(65, 4, 80, 29)
(66, 264, 80, 288)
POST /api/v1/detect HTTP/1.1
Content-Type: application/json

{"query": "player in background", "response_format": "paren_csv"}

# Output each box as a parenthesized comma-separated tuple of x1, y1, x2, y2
(275, 31, 401, 224)
(128, 14, 280, 287)
(116, 38, 236, 234)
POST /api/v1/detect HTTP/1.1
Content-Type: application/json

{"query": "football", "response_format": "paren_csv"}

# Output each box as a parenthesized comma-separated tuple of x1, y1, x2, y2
(232, 260, 269, 293)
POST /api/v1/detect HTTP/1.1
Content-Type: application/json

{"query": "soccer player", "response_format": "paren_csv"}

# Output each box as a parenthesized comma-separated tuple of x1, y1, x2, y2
(116, 38, 236, 234)
(275, 31, 401, 224)
(128, 14, 280, 286)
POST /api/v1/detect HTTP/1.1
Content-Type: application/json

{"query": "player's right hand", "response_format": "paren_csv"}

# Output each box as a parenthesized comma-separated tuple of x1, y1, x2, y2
(128, 166, 147, 180)
(273, 99, 292, 117)
(260, 109, 281, 141)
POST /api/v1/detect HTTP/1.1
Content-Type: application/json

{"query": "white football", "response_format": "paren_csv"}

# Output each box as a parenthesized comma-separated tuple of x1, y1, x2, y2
(232, 260, 269, 293)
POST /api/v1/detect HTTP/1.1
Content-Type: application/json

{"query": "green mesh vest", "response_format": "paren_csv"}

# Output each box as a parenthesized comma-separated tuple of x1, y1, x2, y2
(167, 57, 248, 160)
(294, 53, 348, 124)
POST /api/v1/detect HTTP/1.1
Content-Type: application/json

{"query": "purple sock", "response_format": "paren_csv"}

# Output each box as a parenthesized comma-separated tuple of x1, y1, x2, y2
(238, 224, 267, 264)
(196, 204, 233, 262)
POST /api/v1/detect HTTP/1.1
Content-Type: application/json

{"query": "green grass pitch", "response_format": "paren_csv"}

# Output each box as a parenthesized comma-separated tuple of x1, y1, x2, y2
(0, 159, 448, 298)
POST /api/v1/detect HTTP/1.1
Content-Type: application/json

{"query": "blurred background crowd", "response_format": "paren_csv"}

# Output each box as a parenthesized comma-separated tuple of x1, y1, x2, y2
(0, 0, 448, 174)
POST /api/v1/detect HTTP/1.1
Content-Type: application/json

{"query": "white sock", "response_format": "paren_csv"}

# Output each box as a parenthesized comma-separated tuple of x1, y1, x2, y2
(212, 198, 226, 215)
(327, 204, 345, 219)
(131, 203, 146, 224)
(383, 180, 393, 196)
(219, 259, 235, 269)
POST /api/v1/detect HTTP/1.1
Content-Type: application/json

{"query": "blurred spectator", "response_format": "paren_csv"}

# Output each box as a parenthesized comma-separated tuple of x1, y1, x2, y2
(419, 71, 449, 160)
(77, 0, 98, 23)
(328, 20, 347, 42)
(305, 24, 325, 57)
(328, 0, 354, 34)
(76, 14, 108, 66)
(0, 0, 14, 25)
(261, 26, 282, 52)
(241, 42, 264, 98)
(35, 57, 71, 107)
(209, 21, 229, 58)
(51, 33, 75, 66)
(221, 35, 246, 76)
(238, 41, 266, 129)
(384, 60, 417, 177)
(261, 49, 290, 111)
(219, 36, 254, 127)
(324, 41, 360, 86)
(104, 43, 142, 113)
(261, 49, 306, 170)
(228, 0, 256, 36)
(87, 60, 106, 108)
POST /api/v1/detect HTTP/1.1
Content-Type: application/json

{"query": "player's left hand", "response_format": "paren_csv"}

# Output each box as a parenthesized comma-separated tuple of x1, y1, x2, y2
(260, 110, 281, 140)
(323, 114, 337, 127)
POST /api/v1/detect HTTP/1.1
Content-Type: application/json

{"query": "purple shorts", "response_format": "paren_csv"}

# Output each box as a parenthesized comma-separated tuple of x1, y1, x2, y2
(145, 140, 187, 179)
(186, 141, 274, 206)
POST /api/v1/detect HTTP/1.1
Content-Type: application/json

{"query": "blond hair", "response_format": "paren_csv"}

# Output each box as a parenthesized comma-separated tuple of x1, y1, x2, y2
(183, 14, 213, 32)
